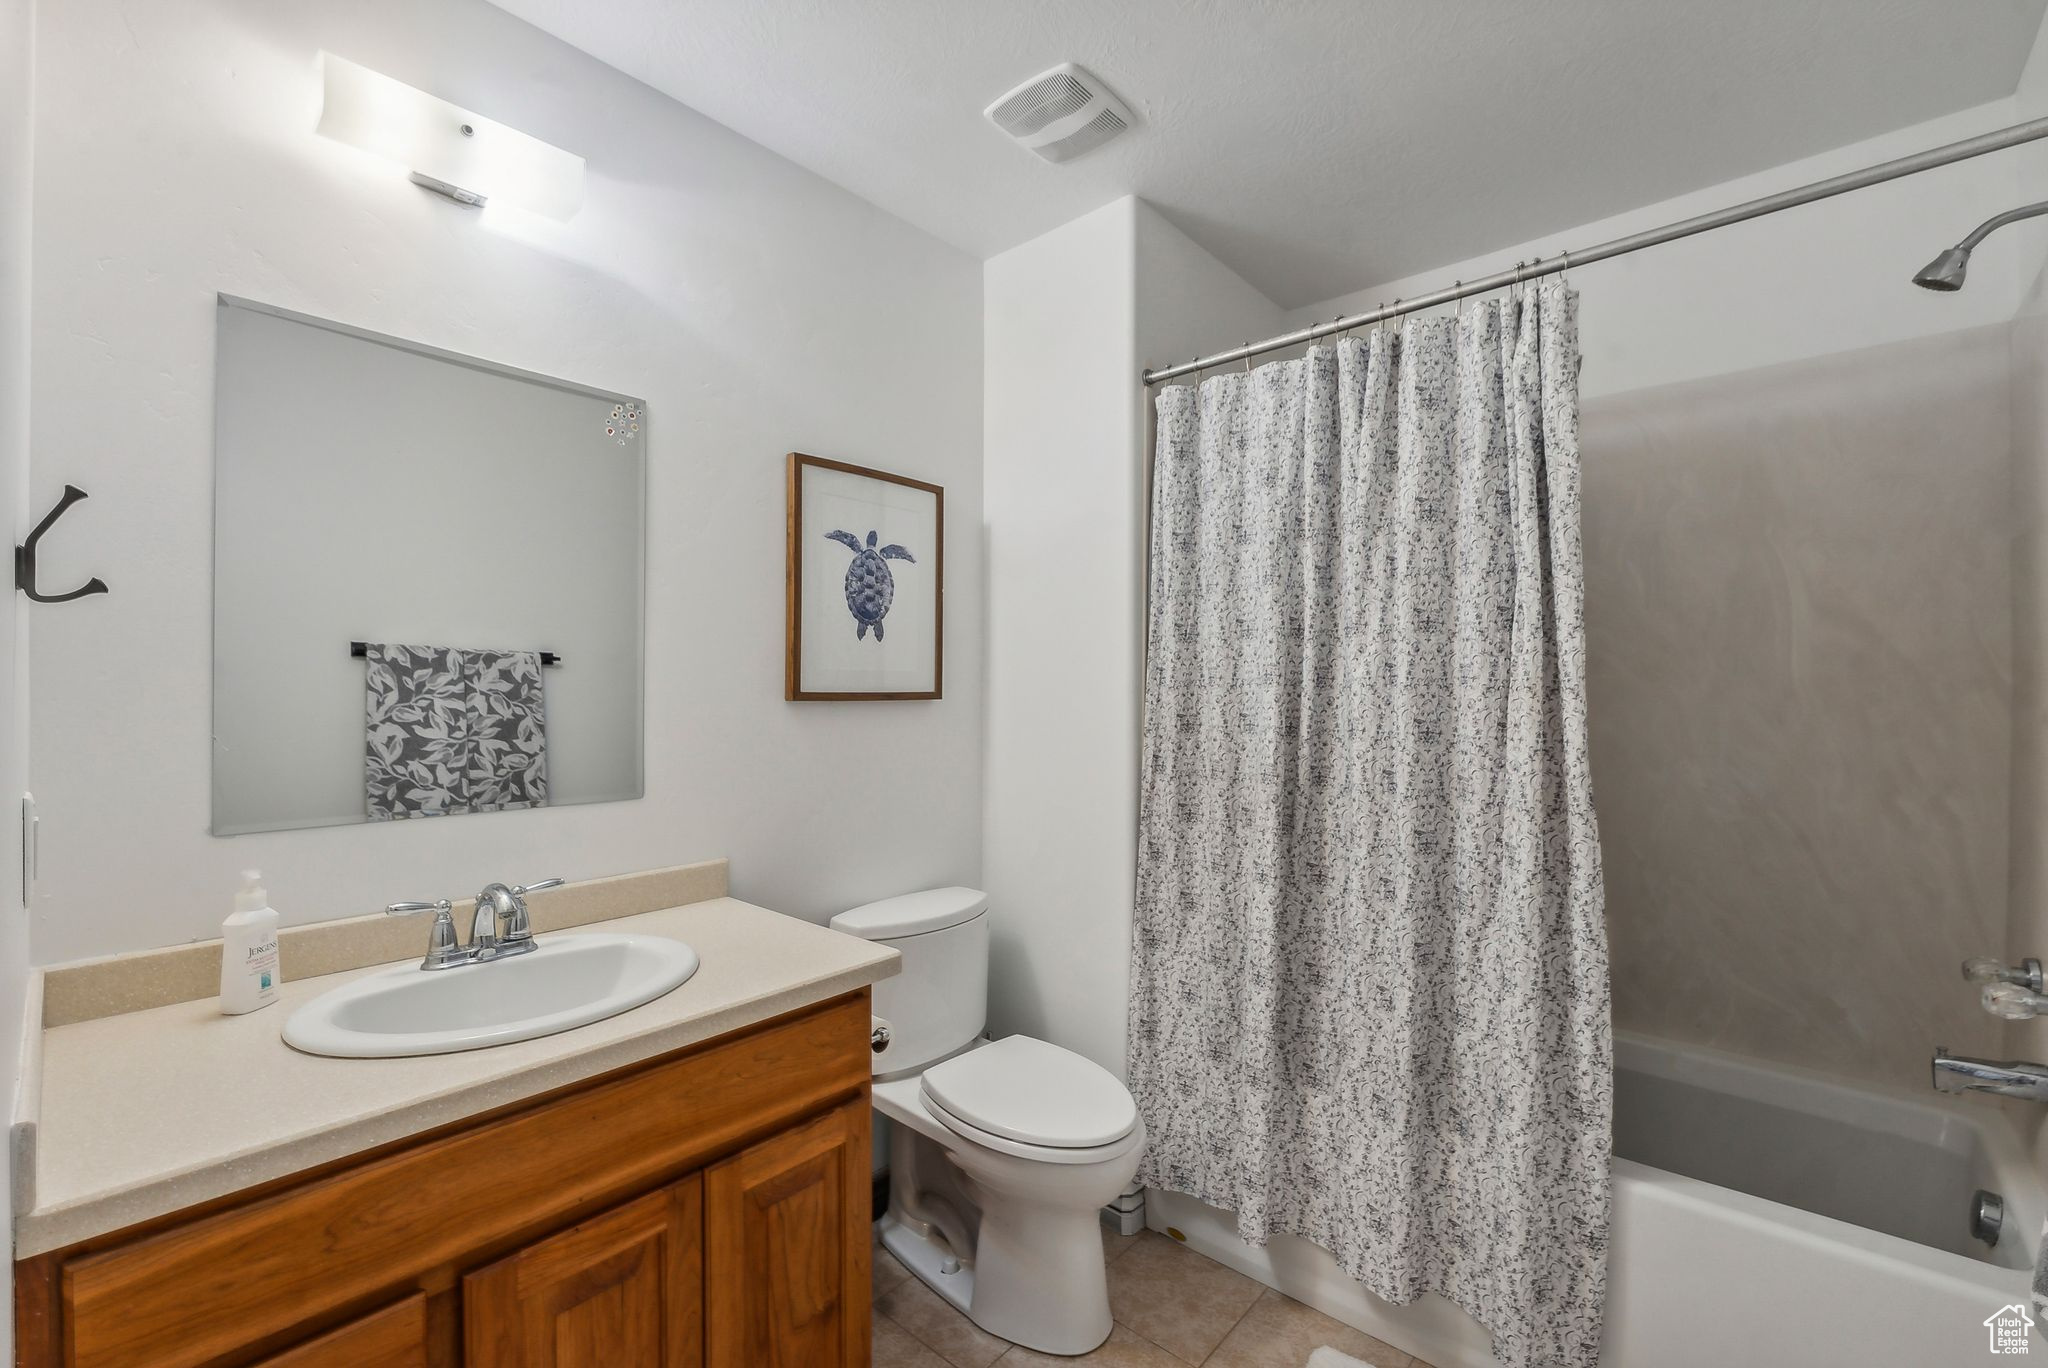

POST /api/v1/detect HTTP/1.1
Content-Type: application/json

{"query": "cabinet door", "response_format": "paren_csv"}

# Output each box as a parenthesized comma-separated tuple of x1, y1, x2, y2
(705, 1099, 871, 1368)
(248, 1293, 428, 1368)
(465, 1177, 703, 1368)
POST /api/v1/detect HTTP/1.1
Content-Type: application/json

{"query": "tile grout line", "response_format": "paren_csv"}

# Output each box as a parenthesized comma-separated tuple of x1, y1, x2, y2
(1189, 1286, 1264, 1366)
(879, 1304, 967, 1368)
(895, 1306, 998, 1368)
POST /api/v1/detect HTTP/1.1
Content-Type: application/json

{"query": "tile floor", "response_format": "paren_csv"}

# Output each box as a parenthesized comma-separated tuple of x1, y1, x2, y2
(872, 1225, 1436, 1368)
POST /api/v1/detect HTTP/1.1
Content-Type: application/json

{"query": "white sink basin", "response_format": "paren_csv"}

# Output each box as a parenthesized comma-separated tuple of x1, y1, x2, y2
(282, 933, 700, 1058)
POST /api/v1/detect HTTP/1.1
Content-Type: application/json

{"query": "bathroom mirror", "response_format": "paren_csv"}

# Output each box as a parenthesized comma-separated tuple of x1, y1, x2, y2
(210, 296, 645, 835)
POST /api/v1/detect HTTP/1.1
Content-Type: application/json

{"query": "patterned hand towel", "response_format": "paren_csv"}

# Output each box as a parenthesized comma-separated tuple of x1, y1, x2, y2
(364, 643, 548, 819)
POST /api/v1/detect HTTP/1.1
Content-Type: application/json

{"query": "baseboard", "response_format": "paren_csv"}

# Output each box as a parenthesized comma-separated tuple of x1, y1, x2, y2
(1144, 1188, 1498, 1368)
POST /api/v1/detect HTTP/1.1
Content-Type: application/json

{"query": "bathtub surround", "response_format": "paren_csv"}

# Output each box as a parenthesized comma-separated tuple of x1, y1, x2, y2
(1584, 326, 2013, 1088)
(26, 0, 982, 964)
(1131, 285, 1609, 1368)
(2011, 270, 2048, 1191)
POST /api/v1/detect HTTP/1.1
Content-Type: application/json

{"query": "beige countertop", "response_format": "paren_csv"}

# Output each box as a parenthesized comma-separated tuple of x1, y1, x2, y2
(18, 897, 897, 1257)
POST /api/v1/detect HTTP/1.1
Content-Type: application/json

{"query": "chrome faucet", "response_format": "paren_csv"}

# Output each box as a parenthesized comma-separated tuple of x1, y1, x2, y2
(388, 878, 564, 970)
(471, 879, 564, 958)
(1932, 1047, 2048, 1103)
(385, 899, 464, 970)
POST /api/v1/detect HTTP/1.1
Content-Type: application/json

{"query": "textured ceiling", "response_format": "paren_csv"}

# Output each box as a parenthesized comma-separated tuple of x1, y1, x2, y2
(485, 0, 2048, 308)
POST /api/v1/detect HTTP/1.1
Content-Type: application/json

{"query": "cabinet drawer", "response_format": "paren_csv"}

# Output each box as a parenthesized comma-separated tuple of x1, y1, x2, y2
(57, 993, 868, 1368)
(248, 1294, 428, 1368)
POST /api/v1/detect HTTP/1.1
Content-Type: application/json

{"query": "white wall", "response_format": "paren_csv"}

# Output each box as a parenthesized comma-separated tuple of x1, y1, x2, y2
(28, 0, 983, 964)
(1282, 95, 2048, 400)
(212, 302, 644, 833)
(982, 198, 1139, 1075)
(1134, 204, 1289, 389)
(981, 197, 1279, 1078)
(0, 0, 31, 1355)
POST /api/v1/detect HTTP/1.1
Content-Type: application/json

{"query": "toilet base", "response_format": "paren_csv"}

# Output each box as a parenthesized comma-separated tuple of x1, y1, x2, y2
(954, 1194, 1115, 1354)
(871, 1065, 1144, 1358)
(878, 1212, 977, 1316)
(881, 1205, 1115, 1357)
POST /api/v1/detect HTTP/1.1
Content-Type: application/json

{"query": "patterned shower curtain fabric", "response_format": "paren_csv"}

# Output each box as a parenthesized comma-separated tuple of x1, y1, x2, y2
(364, 643, 549, 820)
(1130, 283, 1611, 1368)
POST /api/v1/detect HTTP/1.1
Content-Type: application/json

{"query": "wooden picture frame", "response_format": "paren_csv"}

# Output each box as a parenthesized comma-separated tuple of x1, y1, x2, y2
(785, 453, 944, 701)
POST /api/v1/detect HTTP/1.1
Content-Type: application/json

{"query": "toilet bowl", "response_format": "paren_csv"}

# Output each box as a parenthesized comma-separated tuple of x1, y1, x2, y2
(832, 889, 1145, 1357)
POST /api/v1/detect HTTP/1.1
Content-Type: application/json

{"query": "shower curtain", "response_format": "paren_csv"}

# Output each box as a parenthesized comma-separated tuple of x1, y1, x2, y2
(1129, 282, 1611, 1368)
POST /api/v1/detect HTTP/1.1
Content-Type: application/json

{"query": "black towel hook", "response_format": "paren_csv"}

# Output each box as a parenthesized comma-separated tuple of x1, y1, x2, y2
(16, 485, 108, 604)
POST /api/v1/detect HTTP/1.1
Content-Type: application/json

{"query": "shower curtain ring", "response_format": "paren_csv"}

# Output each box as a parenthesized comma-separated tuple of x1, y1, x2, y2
(1243, 345, 1252, 374)
(1559, 249, 1571, 285)
(1454, 282, 1464, 317)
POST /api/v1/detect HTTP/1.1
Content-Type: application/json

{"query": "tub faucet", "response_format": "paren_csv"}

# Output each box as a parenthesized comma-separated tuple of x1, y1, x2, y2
(1932, 1047, 2048, 1102)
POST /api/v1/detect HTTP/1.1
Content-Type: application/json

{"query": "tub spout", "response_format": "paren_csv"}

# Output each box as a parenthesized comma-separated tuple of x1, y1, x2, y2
(1932, 1047, 2048, 1101)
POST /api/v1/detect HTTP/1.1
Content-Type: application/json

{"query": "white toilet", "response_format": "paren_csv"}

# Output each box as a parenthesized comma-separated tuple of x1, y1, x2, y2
(831, 887, 1145, 1357)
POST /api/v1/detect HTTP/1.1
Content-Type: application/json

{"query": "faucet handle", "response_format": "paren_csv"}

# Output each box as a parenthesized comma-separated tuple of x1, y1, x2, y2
(386, 900, 465, 970)
(1964, 957, 2045, 993)
(1984, 982, 2048, 1020)
(498, 879, 563, 947)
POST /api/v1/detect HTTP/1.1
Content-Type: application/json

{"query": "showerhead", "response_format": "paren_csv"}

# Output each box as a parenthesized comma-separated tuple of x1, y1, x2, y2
(1913, 246, 1971, 291)
(1914, 199, 2048, 292)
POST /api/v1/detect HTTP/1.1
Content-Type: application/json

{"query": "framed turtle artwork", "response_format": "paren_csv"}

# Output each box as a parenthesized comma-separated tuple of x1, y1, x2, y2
(785, 452, 944, 700)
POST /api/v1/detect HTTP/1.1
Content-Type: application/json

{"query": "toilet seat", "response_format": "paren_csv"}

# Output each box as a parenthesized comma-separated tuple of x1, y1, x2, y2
(920, 1034, 1138, 1153)
(920, 1089, 1147, 1165)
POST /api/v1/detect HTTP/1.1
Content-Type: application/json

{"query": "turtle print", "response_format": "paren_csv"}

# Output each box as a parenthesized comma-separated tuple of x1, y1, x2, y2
(824, 529, 915, 640)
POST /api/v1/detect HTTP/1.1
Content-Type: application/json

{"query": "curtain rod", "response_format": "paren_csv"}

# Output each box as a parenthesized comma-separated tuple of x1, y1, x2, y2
(1143, 114, 2048, 386)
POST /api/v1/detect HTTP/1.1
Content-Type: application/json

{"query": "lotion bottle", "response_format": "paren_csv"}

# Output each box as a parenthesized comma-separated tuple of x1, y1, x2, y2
(220, 869, 281, 1015)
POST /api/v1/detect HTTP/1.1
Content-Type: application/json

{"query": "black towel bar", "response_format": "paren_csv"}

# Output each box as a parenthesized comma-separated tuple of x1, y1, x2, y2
(351, 641, 561, 666)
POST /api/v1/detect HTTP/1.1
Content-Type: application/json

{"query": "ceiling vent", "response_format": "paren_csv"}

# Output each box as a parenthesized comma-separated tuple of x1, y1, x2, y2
(984, 62, 1134, 164)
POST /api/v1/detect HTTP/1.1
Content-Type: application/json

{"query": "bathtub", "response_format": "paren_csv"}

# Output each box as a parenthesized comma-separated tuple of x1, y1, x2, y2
(1603, 1033, 2045, 1367)
(1148, 1032, 2047, 1368)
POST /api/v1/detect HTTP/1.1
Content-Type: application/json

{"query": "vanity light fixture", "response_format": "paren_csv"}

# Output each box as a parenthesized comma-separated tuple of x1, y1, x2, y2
(314, 53, 584, 221)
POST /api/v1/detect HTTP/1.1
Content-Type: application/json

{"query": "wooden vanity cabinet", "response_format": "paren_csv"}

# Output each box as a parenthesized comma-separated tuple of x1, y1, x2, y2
(15, 991, 874, 1368)
(247, 1295, 430, 1368)
(465, 1178, 703, 1368)
(705, 1103, 868, 1367)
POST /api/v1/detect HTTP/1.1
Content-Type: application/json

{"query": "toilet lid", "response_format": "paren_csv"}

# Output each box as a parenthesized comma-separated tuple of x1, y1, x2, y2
(920, 1035, 1138, 1149)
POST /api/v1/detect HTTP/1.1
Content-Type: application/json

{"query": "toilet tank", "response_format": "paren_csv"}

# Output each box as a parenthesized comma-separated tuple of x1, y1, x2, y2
(830, 887, 988, 1074)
